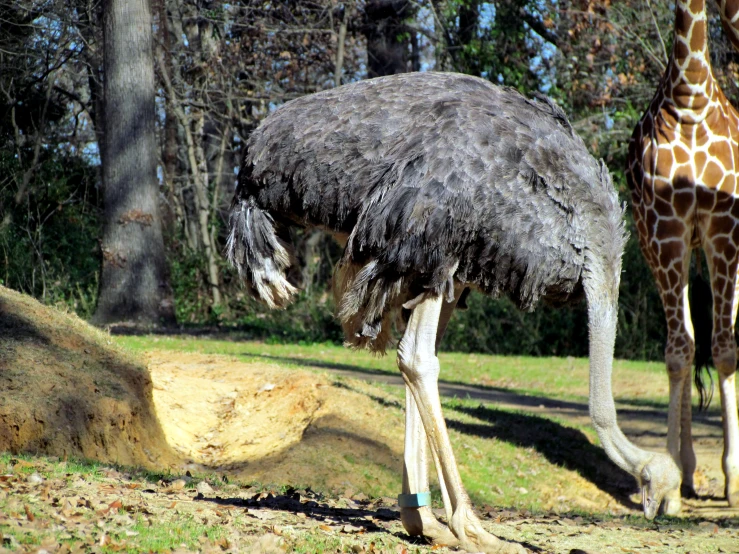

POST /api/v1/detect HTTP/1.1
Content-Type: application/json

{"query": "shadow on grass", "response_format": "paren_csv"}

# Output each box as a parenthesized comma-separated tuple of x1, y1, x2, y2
(446, 404, 641, 510)
(244, 353, 678, 422)
(616, 396, 722, 423)
(200, 487, 395, 531)
(198, 487, 544, 552)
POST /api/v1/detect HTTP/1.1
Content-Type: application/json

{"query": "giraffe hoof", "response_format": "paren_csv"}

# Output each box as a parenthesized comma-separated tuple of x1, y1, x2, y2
(680, 483, 698, 499)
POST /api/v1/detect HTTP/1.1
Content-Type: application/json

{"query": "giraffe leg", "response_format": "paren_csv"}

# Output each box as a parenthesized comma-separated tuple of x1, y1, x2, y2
(679, 371, 697, 498)
(397, 294, 524, 554)
(640, 237, 694, 515)
(718, 370, 739, 506)
(704, 236, 739, 507)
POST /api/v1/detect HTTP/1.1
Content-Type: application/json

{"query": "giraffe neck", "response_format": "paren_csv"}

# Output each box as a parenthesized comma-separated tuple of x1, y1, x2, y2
(664, 0, 712, 110)
(717, 0, 739, 51)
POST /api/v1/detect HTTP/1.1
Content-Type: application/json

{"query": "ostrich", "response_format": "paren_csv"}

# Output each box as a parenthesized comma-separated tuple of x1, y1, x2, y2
(227, 72, 680, 553)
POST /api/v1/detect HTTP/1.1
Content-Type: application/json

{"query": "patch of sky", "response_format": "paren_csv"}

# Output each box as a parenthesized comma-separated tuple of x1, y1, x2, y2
(414, 5, 437, 72)
(525, 0, 558, 93)
(479, 3, 496, 32)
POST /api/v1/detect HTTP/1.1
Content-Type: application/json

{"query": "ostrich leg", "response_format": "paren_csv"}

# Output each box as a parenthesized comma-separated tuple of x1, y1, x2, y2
(401, 290, 461, 546)
(401, 392, 458, 545)
(397, 294, 525, 554)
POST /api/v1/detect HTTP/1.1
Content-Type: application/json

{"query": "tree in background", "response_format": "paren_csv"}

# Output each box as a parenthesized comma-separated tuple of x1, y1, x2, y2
(94, 0, 175, 325)
(363, 0, 416, 76)
(5, 0, 739, 359)
(0, 1, 102, 313)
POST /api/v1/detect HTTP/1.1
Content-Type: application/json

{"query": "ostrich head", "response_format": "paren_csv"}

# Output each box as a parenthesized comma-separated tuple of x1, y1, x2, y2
(638, 452, 681, 519)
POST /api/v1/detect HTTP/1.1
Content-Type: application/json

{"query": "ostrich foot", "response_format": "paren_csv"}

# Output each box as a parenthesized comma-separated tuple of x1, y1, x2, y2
(451, 505, 526, 554)
(400, 507, 459, 546)
(660, 488, 681, 516)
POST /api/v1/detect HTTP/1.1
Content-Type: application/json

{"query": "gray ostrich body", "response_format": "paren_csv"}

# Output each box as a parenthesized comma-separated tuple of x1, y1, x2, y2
(235, 73, 590, 345)
(228, 72, 679, 552)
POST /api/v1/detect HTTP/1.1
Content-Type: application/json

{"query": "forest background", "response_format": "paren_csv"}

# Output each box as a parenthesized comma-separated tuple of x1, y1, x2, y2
(2, 0, 736, 360)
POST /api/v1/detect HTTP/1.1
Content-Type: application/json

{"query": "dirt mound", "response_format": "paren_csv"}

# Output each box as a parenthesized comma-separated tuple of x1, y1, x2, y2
(0, 286, 178, 469)
(149, 351, 405, 496)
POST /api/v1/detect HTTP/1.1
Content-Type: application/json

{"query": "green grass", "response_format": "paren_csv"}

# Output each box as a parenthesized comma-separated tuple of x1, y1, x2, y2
(114, 335, 729, 515)
(116, 335, 671, 406)
(123, 515, 227, 552)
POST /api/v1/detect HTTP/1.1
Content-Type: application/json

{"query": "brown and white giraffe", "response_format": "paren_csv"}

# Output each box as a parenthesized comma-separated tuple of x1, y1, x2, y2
(627, 0, 739, 513)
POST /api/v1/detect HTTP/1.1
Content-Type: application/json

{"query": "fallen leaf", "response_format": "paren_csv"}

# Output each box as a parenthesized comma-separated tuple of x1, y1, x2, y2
(196, 481, 214, 495)
(342, 524, 362, 533)
(246, 508, 276, 521)
(24, 504, 34, 522)
(167, 479, 187, 492)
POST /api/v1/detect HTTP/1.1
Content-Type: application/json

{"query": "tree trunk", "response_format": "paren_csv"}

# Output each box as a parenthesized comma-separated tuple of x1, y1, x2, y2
(191, 109, 222, 306)
(156, 0, 178, 237)
(363, 0, 412, 77)
(335, 4, 350, 87)
(94, 0, 175, 325)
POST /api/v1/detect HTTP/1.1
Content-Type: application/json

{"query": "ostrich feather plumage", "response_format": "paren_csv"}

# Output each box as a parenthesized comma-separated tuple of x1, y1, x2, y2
(228, 72, 626, 352)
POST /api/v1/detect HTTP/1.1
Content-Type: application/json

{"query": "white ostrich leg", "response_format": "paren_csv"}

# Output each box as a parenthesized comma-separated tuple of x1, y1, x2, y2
(400, 290, 460, 546)
(397, 294, 526, 554)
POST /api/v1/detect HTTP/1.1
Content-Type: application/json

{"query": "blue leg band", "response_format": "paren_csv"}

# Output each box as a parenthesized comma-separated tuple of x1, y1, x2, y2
(398, 492, 431, 508)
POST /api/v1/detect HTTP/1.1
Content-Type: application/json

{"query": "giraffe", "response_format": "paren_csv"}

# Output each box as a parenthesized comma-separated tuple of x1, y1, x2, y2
(627, 0, 739, 513)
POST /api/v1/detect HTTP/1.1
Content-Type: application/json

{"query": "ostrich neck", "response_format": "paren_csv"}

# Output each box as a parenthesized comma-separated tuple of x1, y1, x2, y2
(587, 301, 652, 474)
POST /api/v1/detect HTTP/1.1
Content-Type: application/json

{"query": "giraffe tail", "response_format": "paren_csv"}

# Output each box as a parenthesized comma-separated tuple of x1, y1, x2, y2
(689, 259, 714, 412)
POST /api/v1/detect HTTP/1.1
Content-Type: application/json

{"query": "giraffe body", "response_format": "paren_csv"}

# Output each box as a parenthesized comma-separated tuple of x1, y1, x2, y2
(628, 0, 739, 511)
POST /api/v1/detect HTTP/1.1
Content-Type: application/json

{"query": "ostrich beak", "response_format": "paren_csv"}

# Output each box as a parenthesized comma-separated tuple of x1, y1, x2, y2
(642, 486, 658, 520)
